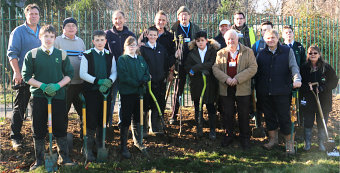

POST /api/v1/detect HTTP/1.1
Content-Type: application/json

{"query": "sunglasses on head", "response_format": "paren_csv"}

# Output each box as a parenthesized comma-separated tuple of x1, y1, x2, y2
(308, 52, 318, 55)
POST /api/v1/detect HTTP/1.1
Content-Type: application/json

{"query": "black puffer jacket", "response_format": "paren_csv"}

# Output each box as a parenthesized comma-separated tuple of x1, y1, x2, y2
(300, 61, 338, 113)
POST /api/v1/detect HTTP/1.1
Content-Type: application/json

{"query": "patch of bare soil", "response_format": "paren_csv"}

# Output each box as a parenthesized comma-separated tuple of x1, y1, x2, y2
(0, 97, 339, 172)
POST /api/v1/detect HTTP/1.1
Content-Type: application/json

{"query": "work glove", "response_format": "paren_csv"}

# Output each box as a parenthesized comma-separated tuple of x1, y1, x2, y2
(45, 83, 61, 96)
(99, 85, 109, 93)
(46, 91, 56, 97)
(97, 79, 113, 88)
(40, 83, 48, 92)
(201, 70, 210, 76)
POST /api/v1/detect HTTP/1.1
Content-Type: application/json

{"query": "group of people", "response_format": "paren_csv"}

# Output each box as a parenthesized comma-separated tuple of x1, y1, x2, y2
(7, 4, 338, 170)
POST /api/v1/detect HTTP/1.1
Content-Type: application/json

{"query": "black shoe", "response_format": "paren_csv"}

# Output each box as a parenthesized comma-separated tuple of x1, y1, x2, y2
(221, 136, 233, 147)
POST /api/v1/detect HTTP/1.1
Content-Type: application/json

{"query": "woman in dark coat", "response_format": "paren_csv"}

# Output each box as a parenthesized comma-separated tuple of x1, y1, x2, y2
(300, 45, 338, 151)
(185, 31, 220, 140)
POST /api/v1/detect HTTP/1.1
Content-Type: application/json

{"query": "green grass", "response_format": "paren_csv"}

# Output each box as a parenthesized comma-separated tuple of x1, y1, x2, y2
(7, 146, 337, 173)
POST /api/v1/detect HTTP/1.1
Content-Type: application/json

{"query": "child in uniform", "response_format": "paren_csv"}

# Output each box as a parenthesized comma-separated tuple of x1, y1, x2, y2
(22, 25, 75, 170)
(185, 31, 220, 139)
(79, 30, 117, 162)
(117, 36, 150, 159)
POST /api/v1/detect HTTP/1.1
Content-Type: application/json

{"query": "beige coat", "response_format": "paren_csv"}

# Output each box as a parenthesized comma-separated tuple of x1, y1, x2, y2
(212, 43, 258, 96)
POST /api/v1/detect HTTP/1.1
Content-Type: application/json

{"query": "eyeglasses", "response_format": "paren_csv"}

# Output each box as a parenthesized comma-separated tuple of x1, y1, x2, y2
(128, 44, 137, 47)
(308, 52, 318, 55)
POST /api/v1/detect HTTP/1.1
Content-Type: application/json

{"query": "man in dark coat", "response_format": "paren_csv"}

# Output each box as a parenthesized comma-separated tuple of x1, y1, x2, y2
(105, 10, 136, 127)
(214, 19, 231, 50)
(255, 29, 301, 155)
(169, 6, 200, 124)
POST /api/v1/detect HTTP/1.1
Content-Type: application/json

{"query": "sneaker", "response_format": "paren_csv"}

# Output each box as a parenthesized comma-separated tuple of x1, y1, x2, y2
(11, 139, 22, 151)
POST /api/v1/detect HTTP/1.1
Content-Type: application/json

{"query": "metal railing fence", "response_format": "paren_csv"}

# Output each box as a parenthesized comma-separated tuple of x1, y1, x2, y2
(1, 8, 339, 117)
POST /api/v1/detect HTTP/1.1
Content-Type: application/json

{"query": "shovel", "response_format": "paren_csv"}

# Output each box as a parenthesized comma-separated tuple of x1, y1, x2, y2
(147, 81, 172, 143)
(309, 82, 337, 153)
(79, 93, 88, 164)
(197, 74, 207, 138)
(288, 93, 298, 154)
(44, 95, 58, 172)
(97, 91, 110, 162)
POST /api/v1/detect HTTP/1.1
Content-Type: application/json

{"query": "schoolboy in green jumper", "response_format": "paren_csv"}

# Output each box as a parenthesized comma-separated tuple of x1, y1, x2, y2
(79, 30, 116, 162)
(22, 25, 75, 171)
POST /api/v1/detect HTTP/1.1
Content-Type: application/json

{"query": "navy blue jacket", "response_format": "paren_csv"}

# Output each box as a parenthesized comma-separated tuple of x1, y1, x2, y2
(105, 26, 136, 61)
(256, 44, 292, 96)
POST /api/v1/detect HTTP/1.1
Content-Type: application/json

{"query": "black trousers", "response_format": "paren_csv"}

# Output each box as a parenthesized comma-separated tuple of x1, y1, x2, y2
(31, 97, 68, 140)
(170, 71, 186, 120)
(66, 84, 83, 117)
(11, 84, 31, 140)
(303, 108, 329, 129)
(144, 81, 166, 128)
(261, 95, 291, 135)
(120, 94, 141, 128)
(220, 87, 251, 139)
(84, 90, 111, 131)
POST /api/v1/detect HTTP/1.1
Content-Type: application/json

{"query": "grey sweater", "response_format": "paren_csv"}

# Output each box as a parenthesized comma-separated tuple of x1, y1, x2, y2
(55, 34, 86, 84)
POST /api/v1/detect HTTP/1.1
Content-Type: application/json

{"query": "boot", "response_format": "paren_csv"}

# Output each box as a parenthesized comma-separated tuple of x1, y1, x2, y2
(120, 126, 131, 159)
(318, 129, 326, 151)
(29, 139, 45, 171)
(131, 123, 149, 156)
(304, 128, 312, 151)
(82, 129, 96, 162)
(209, 113, 216, 140)
(263, 130, 278, 150)
(149, 111, 163, 135)
(284, 134, 295, 155)
(195, 111, 203, 138)
(56, 136, 77, 166)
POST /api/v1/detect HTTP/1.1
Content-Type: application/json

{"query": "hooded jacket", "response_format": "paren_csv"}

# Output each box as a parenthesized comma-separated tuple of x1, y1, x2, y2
(185, 39, 220, 103)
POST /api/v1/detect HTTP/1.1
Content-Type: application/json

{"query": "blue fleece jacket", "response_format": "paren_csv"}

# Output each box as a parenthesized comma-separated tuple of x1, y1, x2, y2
(7, 22, 41, 70)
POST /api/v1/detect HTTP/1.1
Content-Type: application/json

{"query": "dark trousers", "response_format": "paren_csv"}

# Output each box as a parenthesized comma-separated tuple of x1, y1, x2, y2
(303, 109, 329, 129)
(193, 100, 216, 127)
(30, 97, 67, 140)
(11, 84, 31, 140)
(170, 72, 186, 120)
(66, 84, 83, 117)
(120, 94, 140, 128)
(144, 81, 166, 130)
(220, 87, 251, 139)
(261, 95, 291, 135)
(84, 90, 111, 131)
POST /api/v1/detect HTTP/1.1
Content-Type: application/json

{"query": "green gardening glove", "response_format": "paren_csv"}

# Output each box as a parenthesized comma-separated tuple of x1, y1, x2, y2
(102, 79, 113, 88)
(46, 91, 56, 97)
(45, 83, 61, 96)
(97, 79, 105, 85)
(99, 85, 109, 93)
(40, 83, 48, 92)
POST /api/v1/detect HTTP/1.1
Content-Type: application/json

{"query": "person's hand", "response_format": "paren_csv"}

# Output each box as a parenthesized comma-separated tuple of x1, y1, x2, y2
(97, 79, 105, 85)
(13, 72, 22, 85)
(99, 85, 109, 93)
(40, 83, 48, 92)
(45, 83, 60, 96)
(102, 79, 112, 88)
(230, 78, 238, 86)
(46, 91, 56, 97)
(175, 49, 182, 58)
(226, 78, 233, 85)
(293, 81, 302, 88)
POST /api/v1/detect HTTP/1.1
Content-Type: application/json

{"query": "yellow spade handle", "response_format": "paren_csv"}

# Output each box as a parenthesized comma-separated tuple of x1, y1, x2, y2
(103, 100, 107, 128)
(48, 103, 52, 133)
(82, 107, 87, 135)
(140, 98, 143, 126)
